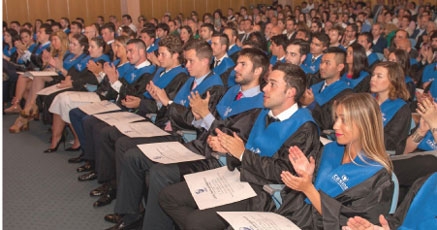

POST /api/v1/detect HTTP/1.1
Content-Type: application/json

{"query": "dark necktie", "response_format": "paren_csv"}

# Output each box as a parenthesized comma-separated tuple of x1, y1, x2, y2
(214, 59, 220, 68)
(311, 56, 316, 63)
(265, 115, 279, 127)
(235, 91, 243, 100)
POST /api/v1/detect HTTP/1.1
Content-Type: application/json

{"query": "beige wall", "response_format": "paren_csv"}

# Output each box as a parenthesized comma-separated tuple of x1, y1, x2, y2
(3, 0, 271, 25)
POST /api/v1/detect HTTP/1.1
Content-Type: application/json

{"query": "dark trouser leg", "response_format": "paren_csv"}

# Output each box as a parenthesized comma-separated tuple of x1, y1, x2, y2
(69, 108, 87, 151)
(115, 147, 155, 215)
(142, 163, 180, 230)
(159, 181, 249, 230)
(82, 116, 105, 161)
(95, 126, 123, 183)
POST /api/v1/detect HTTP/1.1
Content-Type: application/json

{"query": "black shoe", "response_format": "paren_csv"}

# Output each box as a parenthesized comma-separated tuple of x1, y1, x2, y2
(43, 135, 65, 153)
(94, 187, 116, 207)
(76, 162, 93, 173)
(90, 183, 110, 197)
(105, 217, 142, 230)
(68, 152, 85, 163)
(78, 171, 97, 181)
(65, 146, 81, 151)
(104, 213, 123, 224)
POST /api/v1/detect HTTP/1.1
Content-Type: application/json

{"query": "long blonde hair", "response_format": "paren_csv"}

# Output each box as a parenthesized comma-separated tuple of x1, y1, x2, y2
(334, 93, 393, 172)
(50, 31, 69, 58)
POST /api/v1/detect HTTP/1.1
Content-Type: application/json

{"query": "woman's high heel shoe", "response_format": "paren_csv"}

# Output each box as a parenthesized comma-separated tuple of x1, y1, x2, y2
(9, 113, 30, 133)
(4, 98, 22, 114)
(29, 104, 40, 121)
(44, 135, 66, 153)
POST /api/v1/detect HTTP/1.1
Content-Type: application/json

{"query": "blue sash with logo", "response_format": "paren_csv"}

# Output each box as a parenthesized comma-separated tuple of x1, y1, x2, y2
(213, 57, 235, 76)
(35, 42, 51, 55)
(399, 173, 437, 229)
(303, 54, 322, 74)
(379, 98, 406, 127)
(146, 43, 158, 54)
(226, 70, 237, 88)
(173, 73, 223, 107)
(306, 142, 383, 204)
(63, 53, 87, 71)
(418, 131, 437, 151)
(116, 62, 133, 79)
(143, 66, 188, 99)
(228, 45, 241, 56)
(3, 45, 16, 57)
(311, 80, 350, 106)
(122, 64, 156, 84)
(341, 71, 369, 89)
(216, 85, 264, 119)
(422, 63, 437, 83)
(245, 108, 315, 157)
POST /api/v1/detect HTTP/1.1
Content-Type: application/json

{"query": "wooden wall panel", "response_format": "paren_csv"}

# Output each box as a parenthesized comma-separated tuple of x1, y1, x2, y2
(68, 0, 88, 22)
(27, 0, 49, 23)
(104, 0, 122, 19)
(3, 0, 276, 25)
(87, 0, 106, 25)
(180, 0, 195, 19)
(48, 0, 69, 22)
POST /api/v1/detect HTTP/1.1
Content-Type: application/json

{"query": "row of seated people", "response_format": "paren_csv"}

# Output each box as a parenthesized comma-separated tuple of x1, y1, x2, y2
(3, 13, 437, 230)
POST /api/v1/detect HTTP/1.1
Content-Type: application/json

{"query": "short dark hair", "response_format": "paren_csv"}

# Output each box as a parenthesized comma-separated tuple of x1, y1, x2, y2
(288, 39, 310, 56)
(312, 32, 329, 48)
(156, 23, 170, 33)
(358, 32, 373, 48)
(127, 38, 147, 53)
(40, 23, 53, 35)
(270, 34, 288, 52)
(159, 35, 184, 64)
(272, 62, 307, 102)
(183, 39, 212, 61)
(201, 23, 214, 32)
(71, 21, 83, 30)
(122, 14, 132, 22)
(101, 22, 116, 33)
(212, 33, 230, 50)
(238, 48, 269, 82)
(140, 27, 156, 39)
(324, 47, 346, 65)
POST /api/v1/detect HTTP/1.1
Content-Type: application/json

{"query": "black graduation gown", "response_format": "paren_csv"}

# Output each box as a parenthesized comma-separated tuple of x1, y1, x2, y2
(311, 89, 353, 131)
(177, 108, 263, 176)
(352, 75, 370, 93)
(384, 103, 411, 155)
(273, 169, 393, 230)
(137, 72, 189, 118)
(164, 83, 226, 131)
(116, 72, 154, 109)
(387, 173, 434, 229)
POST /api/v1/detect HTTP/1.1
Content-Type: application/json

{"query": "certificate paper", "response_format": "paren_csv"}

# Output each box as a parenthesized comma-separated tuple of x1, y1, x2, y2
(115, 122, 170, 138)
(36, 84, 71, 95)
(68, 92, 101, 102)
(79, 100, 121, 115)
(184, 166, 256, 210)
(137, 141, 205, 164)
(93, 111, 144, 126)
(217, 211, 301, 230)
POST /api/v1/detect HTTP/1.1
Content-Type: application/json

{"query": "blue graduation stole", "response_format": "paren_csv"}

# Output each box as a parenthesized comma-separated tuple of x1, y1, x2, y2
(63, 28, 70, 34)
(305, 142, 383, 204)
(3, 45, 16, 57)
(227, 45, 241, 56)
(422, 63, 437, 84)
(303, 54, 322, 74)
(35, 42, 51, 55)
(213, 57, 235, 76)
(409, 58, 418, 66)
(227, 70, 237, 88)
(123, 64, 156, 84)
(74, 54, 110, 71)
(367, 52, 379, 66)
(405, 75, 413, 84)
(116, 62, 134, 79)
(341, 70, 369, 89)
(418, 131, 437, 151)
(143, 66, 188, 99)
(311, 80, 350, 106)
(399, 173, 437, 229)
(63, 53, 87, 71)
(153, 38, 160, 47)
(269, 55, 286, 65)
(245, 108, 315, 157)
(173, 72, 223, 107)
(112, 59, 121, 66)
(216, 85, 264, 119)
(146, 43, 158, 54)
(379, 98, 406, 127)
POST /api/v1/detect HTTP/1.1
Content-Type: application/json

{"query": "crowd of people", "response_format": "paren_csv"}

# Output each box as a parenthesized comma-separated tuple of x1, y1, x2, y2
(3, 0, 437, 229)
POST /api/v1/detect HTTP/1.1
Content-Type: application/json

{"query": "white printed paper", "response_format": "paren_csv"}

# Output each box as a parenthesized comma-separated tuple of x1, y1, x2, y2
(24, 71, 58, 77)
(68, 92, 101, 102)
(37, 84, 71, 95)
(93, 111, 144, 126)
(138, 141, 205, 164)
(217, 211, 301, 230)
(115, 122, 170, 138)
(79, 100, 121, 115)
(184, 166, 256, 210)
